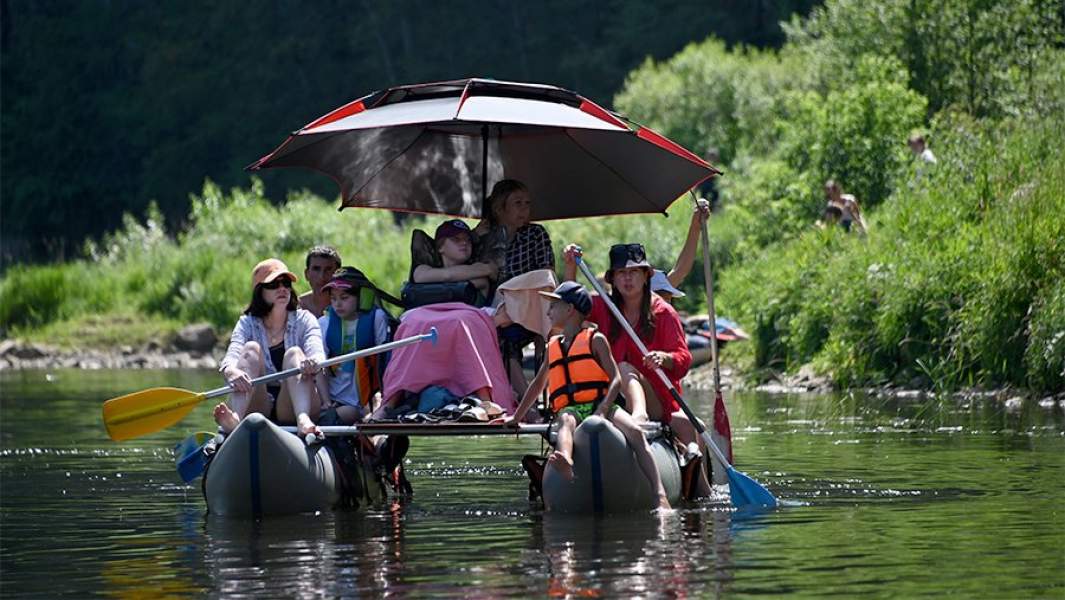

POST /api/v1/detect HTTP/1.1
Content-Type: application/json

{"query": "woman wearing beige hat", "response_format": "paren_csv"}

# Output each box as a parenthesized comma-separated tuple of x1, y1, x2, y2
(214, 258, 326, 437)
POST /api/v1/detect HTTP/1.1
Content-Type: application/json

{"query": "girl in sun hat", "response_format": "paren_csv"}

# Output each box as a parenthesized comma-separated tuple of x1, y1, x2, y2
(562, 242, 712, 497)
(214, 258, 326, 437)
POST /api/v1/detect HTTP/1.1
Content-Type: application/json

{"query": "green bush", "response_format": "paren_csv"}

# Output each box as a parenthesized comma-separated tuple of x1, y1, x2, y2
(782, 0, 1063, 118)
(614, 38, 807, 165)
(1026, 281, 1065, 392)
(0, 264, 74, 329)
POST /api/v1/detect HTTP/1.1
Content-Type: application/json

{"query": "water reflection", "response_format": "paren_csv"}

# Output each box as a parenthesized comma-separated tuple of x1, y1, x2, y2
(2, 369, 1063, 597)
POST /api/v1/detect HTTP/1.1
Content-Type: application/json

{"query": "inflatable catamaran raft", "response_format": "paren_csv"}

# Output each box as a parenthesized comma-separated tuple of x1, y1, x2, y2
(202, 415, 554, 517)
(201, 413, 684, 517)
(540, 415, 683, 513)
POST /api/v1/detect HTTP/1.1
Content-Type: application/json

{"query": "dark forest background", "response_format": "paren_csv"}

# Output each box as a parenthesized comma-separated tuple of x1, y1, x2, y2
(0, 0, 817, 264)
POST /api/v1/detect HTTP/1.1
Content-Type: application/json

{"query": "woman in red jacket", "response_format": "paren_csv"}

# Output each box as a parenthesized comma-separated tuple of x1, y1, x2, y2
(563, 242, 711, 496)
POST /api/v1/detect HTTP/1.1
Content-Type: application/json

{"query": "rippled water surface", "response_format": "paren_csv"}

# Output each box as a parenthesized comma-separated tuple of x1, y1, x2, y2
(2, 369, 1063, 598)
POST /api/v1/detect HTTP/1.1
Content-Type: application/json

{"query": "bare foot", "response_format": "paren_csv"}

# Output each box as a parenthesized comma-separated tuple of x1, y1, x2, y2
(547, 451, 575, 481)
(657, 492, 672, 511)
(296, 414, 320, 438)
(213, 403, 240, 433)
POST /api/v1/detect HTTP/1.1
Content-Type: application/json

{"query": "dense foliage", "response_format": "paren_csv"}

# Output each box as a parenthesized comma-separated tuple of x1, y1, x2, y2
(615, 0, 1065, 391)
(0, 0, 816, 264)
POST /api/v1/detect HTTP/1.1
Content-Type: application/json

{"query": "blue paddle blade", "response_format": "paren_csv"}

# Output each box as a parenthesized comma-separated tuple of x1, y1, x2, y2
(726, 465, 778, 509)
(174, 431, 212, 483)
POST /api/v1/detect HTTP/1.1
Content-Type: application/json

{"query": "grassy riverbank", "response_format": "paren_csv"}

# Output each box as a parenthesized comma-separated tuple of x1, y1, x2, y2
(715, 115, 1065, 392)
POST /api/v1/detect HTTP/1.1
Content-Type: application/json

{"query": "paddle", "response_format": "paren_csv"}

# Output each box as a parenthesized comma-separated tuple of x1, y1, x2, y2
(695, 194, 734, 485)
(575, 255, 777, 509)
(174, 431, 215, 483)
(103, 328, 438, 442)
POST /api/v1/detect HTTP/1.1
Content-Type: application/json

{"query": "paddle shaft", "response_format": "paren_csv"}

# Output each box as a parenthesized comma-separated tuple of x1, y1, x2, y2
(575, 257, 734, 470)
(279, 423, 551, 437)
(202, 328, 437, 400)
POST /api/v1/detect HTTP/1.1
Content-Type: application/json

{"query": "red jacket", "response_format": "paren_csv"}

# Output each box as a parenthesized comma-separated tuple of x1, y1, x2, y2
(587, 294, 691, 420)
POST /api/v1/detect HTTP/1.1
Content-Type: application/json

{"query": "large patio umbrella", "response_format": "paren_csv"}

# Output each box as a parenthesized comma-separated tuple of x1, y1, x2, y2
(247, 78, 717, 220)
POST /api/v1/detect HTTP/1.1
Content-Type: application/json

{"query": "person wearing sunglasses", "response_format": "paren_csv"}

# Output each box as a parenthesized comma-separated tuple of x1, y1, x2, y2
(562, 242, 712, 496)
(215, 258, 326, 438)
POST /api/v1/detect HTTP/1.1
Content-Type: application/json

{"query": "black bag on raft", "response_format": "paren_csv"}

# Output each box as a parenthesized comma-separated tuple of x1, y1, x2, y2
(401, 280, 480, 309)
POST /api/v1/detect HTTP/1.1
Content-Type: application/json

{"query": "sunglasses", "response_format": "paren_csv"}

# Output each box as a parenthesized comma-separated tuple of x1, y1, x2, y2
(261, 278, 292, 290)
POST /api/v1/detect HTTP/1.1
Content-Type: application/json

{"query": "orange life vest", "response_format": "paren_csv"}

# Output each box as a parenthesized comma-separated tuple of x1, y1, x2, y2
(548, 328, 612, 412)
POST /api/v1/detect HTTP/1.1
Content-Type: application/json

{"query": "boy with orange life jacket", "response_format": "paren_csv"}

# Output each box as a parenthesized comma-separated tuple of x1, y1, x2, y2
(315, 267, 392, 424)
(505, 281, 670, 509)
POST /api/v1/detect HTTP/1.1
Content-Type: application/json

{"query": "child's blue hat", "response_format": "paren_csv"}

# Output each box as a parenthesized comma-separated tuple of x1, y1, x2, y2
(539, 281, 592, 315)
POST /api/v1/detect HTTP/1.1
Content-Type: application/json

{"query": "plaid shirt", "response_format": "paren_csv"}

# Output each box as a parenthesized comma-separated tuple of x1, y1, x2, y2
(500, 224, 555, 282)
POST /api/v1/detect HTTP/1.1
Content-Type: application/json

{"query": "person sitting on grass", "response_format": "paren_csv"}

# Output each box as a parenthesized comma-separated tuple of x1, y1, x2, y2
(215, 258, 324, 437)
(504, 281, 671, 510)
(315, 267, 392, 425)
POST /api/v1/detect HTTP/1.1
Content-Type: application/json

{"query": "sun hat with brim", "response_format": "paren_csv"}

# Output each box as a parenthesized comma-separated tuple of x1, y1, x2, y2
(650, 269, 685, 298)
(252, 258, 298, 287)
(434, 219, 472, 242)
(322, 266, 372, 292)
(538, 280, 592, 315)
(605, 243, 652, 282)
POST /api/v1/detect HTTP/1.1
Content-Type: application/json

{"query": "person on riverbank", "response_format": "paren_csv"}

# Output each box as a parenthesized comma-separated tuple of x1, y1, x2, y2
(505, 281, 671, 509)
(473, 179, 556, 396)
(908, 133, 937, 166)
(562, 243, 711, 496)
(299, 246, 342, 317)
(315, 267, 391, 425)
(215, 258, 325, 437)
(822, 180, 867, 234)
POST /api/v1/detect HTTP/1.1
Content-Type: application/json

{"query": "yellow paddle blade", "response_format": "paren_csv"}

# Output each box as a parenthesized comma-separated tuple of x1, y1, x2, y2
(102, 387, 206, 442)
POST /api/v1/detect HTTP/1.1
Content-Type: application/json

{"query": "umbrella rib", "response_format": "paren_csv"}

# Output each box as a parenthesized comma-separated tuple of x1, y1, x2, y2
(563, 129, 665, 215)
(350, 128, 432, 203)
(260, 130, 347, 168)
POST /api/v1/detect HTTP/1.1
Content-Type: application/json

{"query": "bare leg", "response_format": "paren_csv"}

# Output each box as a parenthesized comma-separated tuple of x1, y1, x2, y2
(611, 408, 671, 509)
(274, 347, 321, 437)
(618, 362, 652, 422)
(507, 356, 529, 398)
(371, 392, 400, 419)
(314, 372, 332, 411)
(670, 411, 712, 497)
(547, 412, 577, 481)
(214, 341, 270, 433)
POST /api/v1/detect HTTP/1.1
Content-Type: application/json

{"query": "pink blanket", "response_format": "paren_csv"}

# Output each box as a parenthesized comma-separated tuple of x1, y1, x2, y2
(382, 303, 516, 413)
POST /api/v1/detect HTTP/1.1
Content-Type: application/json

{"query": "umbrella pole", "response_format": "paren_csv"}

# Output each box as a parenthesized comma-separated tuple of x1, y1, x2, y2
(481, 124, 489, 212)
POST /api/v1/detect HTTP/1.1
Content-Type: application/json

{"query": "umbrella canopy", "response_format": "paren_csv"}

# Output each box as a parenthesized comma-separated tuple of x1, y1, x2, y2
(248, 78, 717, 220)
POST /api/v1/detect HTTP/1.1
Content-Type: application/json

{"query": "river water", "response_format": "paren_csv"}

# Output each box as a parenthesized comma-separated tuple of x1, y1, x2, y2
(1, 368, 1062, 598)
